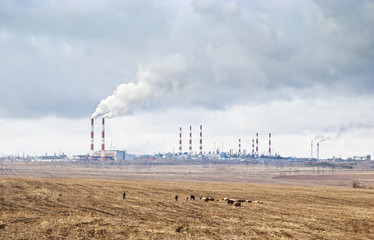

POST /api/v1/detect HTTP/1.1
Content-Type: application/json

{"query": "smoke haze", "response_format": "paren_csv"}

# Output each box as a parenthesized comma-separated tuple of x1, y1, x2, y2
(314, 122, 374, 143)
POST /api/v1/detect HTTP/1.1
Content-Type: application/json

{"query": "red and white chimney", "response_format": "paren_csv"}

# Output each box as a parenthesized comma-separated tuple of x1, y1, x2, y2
(238, 139, 241, 155)
(101, 118, 105, 161)
(269, 133, 271, 157)
(199, 125, 203, 155)
(189, 126, 192, 155)
(256, 133, 259, 157)
(179, 127, 182, 155)
(90, 118, 94, 159)
(252, 139, 254, 155)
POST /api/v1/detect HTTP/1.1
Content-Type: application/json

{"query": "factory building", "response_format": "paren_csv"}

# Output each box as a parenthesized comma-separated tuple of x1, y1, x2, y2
(92, 150, 126, 161)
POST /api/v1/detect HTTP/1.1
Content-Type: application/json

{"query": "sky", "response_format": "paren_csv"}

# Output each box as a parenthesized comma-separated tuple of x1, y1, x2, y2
(0, 0, 373, 159)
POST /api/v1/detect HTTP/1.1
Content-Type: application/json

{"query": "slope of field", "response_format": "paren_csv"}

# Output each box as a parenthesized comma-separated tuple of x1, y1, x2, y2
(2, 162, 374, 187)
(1, 177, 374, 239)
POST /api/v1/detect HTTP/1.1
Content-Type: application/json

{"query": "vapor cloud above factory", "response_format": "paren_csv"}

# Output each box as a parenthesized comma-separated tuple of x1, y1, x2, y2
(86, 0, 374, 120)
(0, 0, 374, 158)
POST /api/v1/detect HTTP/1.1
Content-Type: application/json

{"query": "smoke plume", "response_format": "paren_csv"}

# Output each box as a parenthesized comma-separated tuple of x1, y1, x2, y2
(91, 55, 191, 119)
(314, 122, 374, 143)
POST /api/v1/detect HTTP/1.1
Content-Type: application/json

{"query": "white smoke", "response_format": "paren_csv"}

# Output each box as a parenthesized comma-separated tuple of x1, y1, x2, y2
(91, 54, 190, 119)
(314, 122, 374, 143)
(91, 49, 266, 119)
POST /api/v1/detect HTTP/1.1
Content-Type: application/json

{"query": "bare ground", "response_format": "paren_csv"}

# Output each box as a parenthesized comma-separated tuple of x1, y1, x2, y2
(1, 162, 374, 239)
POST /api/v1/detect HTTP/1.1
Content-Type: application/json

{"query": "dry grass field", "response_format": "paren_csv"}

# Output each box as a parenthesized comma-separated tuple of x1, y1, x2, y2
(1, 174, 374, 239)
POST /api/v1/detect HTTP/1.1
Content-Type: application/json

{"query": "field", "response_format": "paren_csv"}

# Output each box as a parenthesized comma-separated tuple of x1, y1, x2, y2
(1, 162, 374, 239)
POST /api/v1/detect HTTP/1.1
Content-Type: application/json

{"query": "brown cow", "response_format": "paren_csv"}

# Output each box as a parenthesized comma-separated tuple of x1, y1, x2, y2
(227, 199, 234, 205)
(234, 202, 241, 207)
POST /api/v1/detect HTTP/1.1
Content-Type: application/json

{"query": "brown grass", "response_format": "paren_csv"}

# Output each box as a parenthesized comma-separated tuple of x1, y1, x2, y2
(1, 176, 374, 239)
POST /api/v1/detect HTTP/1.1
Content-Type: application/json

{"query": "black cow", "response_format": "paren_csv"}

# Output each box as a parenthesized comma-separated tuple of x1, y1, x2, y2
(175, 195, 179, 201)
(122, 191, 126, 199)
(190, 195, 196, 200)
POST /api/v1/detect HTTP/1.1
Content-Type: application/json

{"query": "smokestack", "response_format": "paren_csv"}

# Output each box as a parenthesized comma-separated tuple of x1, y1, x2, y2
(269, 133, 271, 157)
(101, 118, 105, 161)
(199, 125, 202, 155)
(311, 140, 313, 159)
(256, 133, 259, 157)
(189, 126, 192, 155)
(252, 139, 254, 155)
(179, 127, 182, 155)
(90, 119, 94, 160)
(317, 142, 320, 160)
(238, 139, 241, 155)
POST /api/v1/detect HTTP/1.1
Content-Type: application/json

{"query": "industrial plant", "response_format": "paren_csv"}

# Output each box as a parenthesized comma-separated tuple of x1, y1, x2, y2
(1, 118, 371, 167)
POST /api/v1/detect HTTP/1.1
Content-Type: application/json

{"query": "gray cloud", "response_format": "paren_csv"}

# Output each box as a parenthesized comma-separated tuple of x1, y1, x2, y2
(0, 0, 373, 119)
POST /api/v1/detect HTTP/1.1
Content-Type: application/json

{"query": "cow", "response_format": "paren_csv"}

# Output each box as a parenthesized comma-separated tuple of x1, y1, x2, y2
(200, 197, 207, 201)
(185, 196, 189, 201)
(227, 199, 234, 205)
(175, 195, 178, 201)
(190, 195, 196, 200)
(234, 202, 241, 207)
(122, 191, 126, 199)
(237, 199, 246, 203)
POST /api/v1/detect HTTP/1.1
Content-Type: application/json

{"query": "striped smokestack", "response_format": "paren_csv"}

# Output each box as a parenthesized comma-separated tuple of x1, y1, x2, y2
(199, 125, 202, 155)
(317, 142, 320, 160)
(238, 139, 241, 155)
(252, 139, 254, 155)
(269, 133, 271, 157)
(189, 126, 192, 155)
(90, 118, 94, 160)
(311, 140, 313, 159)
(179, 127, 182, 155)
(101, 118, 105, 161)
(256, 133, 259, 157)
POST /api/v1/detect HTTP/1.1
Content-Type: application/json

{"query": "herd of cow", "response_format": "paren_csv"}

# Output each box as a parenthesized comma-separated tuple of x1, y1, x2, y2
(174, 195, 263, 207)
(122, 191, 263, 207)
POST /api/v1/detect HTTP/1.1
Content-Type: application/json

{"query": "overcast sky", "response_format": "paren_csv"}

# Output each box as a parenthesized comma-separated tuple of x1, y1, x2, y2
(0, 0, 373, 159)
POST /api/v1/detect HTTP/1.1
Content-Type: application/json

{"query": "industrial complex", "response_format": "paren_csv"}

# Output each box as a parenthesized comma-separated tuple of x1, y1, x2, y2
(1, 118, 371, 164)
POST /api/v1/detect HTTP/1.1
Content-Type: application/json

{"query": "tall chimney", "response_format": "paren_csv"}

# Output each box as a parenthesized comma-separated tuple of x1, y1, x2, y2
(199, 125, 203, 155)
(252, 139, 254, 155)
(101, 118, 105, 161)
(311, 140, 313, 159)
(90, 118, 94, 160)
(189, 126, 192, 155)
(179, 127, 182, 155)
(269, 133, 271, 157)
(256, 133, 259, 157)
(317, 142, 320, 160)
(238, 139, 241, 155)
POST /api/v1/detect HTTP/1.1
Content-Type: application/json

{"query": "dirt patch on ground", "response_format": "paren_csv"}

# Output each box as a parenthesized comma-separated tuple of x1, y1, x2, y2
(1, 177, 374, 239)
